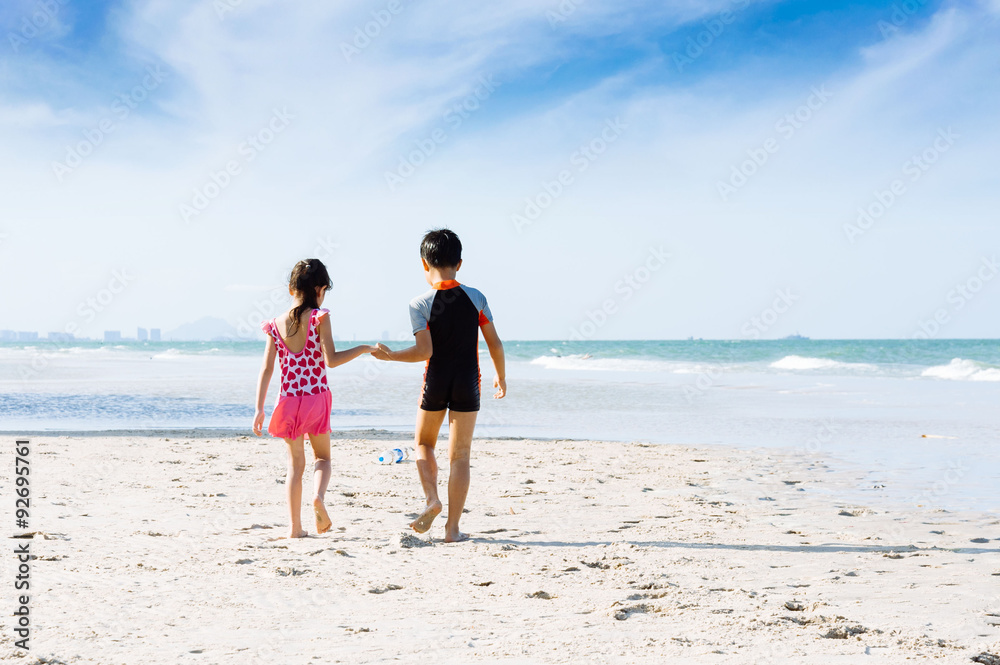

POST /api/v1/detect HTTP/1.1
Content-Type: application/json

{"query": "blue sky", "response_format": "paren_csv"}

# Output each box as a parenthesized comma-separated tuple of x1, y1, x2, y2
(1, 0, 998, 340)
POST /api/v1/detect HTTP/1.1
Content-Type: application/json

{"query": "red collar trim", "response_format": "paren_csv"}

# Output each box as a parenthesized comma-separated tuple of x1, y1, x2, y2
(433, 280, 461, 290)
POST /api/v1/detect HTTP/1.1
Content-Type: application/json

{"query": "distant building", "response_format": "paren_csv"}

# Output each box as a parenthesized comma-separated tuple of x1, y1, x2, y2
(137, 327, 148, 341)
(0, 330, 15, 342)
(17, 332, 38, 342)
(104, 331, 122, 342)
(48, 332, 75, 342)
(150, 328, 161, 342)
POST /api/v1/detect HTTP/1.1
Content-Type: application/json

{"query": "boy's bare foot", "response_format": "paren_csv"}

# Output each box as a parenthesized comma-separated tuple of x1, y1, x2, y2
(313, 498, 332, 534)
(444, 530, 470, 543)
(410, 500, 442, 534)
(286, 529, 308, 539)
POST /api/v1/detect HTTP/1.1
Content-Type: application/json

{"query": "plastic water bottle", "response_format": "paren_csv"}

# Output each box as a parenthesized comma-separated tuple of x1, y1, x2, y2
(376, 448, 404, 464)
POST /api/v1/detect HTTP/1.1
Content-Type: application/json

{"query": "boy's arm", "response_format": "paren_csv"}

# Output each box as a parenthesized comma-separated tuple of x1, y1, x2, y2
(374, 329, 432, 363)
(481, 321, 506, 399)
(318, 311, 376, 368)
(253, 340, 277, 436)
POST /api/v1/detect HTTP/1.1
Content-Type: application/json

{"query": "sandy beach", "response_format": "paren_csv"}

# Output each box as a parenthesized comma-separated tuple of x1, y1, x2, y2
(4, 431, 999, 664)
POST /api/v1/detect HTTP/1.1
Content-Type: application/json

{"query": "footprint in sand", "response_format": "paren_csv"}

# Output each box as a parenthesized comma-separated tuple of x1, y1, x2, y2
(838, 507, 873, 517)
(399, 534, 432, 549)
(239, 524, 275, 532)
(582, 560, 611, 570)
(612, 603, 655, 621)
(527, 591, 555, 600)
(822, 625, 869, 639)
(275, 567, 309, 577)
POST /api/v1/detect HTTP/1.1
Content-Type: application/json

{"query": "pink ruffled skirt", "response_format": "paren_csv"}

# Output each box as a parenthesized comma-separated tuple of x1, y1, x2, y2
(268, 389, 332, 440)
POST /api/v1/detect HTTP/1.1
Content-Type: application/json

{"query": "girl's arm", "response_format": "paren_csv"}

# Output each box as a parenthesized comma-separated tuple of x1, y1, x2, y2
(253, 339, 277, 436)
(374, 329, 433, 363)
(481, 322, 506, 399)
(318, 311, 376, 369)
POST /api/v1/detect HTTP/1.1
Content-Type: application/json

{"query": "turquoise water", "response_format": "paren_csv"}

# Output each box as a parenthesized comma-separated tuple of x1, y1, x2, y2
(3, 337, 998, 363)
(1, 339, 998, 512)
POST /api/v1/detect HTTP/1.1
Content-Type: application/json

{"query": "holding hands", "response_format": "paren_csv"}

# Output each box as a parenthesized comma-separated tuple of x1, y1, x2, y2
(371, 343, 392, 361)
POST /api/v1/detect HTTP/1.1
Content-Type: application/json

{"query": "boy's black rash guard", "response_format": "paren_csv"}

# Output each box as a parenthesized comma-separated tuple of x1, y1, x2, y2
(409, 280, 493, 412)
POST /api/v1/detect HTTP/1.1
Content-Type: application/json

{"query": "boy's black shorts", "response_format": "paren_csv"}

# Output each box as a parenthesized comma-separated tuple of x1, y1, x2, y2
(420, 366, 481, 412)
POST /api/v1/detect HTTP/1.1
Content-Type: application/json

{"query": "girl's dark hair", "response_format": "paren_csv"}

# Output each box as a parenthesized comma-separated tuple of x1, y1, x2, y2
(287, 258, 332, 336)
(420, 228, 462, 268)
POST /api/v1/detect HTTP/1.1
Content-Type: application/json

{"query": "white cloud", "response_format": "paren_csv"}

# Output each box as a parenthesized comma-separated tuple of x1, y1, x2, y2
(1, 0, 998, 338)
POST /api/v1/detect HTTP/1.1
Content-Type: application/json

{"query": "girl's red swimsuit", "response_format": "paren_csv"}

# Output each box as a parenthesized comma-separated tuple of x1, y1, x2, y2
(261, 308, 332, 439)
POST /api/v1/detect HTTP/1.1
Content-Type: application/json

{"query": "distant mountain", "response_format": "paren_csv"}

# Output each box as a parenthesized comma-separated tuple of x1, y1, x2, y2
(166, 317, 241, 341)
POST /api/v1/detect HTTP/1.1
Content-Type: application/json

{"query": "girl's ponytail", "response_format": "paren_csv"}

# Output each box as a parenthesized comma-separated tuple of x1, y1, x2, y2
(287, 259, 332, 336)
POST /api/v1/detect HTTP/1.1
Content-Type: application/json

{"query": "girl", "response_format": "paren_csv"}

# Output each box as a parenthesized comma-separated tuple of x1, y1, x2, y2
(253, 259, 375, 538)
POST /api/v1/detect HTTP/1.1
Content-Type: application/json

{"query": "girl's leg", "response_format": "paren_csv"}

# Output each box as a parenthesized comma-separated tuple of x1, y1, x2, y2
(307, 433, 332, 534)
(284, 437, 308, 538)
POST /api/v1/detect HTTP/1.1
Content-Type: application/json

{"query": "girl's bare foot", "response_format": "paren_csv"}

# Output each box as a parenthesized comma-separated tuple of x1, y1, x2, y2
(410, 500, 442, 534)
(286, 528, 308, 539)
(313, 498, 332, 534)
(444, 530, 470, 543)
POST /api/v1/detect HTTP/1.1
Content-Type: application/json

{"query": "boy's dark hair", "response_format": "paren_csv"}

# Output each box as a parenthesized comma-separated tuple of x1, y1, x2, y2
(420, 228, 463, 268)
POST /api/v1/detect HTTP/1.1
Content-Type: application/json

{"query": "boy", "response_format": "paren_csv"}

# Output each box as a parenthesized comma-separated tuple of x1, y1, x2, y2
(374, 229, 506, 542)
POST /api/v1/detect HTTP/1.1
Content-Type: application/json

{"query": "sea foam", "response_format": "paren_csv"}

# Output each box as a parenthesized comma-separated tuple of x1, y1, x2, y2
(770, 355, 877, 372)
(921, 358, 1000, 382)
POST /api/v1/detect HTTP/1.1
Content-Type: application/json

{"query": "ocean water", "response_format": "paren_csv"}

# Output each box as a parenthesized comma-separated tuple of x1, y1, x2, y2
(1, 339, 998, 512)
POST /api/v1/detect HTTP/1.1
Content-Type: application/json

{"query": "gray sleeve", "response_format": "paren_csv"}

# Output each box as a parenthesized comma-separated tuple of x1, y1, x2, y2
(461, 285, 493, 326)
(409, 290, 435, 335)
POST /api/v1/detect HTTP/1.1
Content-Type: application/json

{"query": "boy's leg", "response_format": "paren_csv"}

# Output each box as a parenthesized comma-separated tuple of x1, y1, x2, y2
(307, 433, 332, 534)
(284, 437, 308, 538)
(444, 410, 478, 543)
(410, 408, 447, 534)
